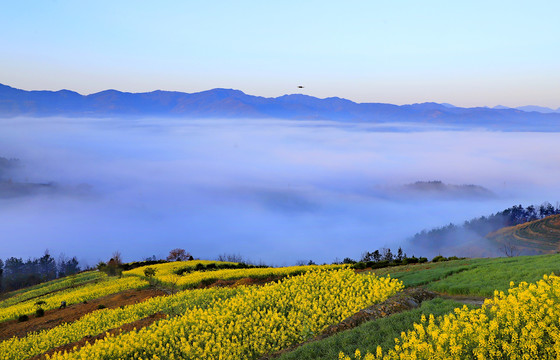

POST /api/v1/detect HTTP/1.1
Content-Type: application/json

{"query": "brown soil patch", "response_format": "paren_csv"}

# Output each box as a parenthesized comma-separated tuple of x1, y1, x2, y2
(259, 287, 438, 359)
(28, 312, 167, 360)
(0, 287, 167, 341)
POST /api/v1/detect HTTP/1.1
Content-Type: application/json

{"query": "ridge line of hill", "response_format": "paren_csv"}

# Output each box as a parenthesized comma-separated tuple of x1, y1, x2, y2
(2, 83, 560, 130)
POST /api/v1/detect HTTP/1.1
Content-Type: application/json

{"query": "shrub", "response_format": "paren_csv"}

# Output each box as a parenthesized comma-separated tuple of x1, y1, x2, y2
(143, 267, 157, 278)
(418, 257, 428, 263)
(97, 304, 106, 310)
(353, 262, 367, 270)
(406, 256, 419, 264)
(432, 255, 447, 262)
(35, 308, 45, 317)
(18, 314, 29, 322)
(372, 260, 390, 269)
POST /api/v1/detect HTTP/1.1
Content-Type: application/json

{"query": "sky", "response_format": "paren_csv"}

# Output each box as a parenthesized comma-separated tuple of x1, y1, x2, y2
(1, 0, 559, 108)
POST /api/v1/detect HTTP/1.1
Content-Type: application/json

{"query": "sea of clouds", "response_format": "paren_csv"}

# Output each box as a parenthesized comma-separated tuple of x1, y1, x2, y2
(1, 117, 559, 266)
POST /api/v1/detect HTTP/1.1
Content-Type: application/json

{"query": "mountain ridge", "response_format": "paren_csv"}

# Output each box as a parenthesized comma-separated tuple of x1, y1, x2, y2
(2, 83, 560, 130)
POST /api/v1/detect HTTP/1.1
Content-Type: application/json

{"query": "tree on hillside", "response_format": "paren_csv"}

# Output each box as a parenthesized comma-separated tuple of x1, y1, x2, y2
(382, 248, 394, 262)
(501, 241, 520, 257)
(38, 250, 57, 281)
(104, 251, 124, 277)
(217, 253, 243, 262)
(1, 251, 82, 293)
(397, 247, 404, 261)
(57, 254, 80, 277)
(167, 248, 193, 261)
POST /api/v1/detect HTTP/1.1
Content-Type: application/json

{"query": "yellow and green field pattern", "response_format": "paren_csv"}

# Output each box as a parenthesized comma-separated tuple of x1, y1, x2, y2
(340, 274, 560, 360)
(0, 271, 105, 309)
(126, 260, 345, 289)
(0, 276, 148, 322)
(0, 287, 240, 360)
(46, 269, 402, 360)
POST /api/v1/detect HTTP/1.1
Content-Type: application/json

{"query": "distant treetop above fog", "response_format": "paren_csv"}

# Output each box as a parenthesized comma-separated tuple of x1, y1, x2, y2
(392, 180, 495, 200)
(404, 180, 495, 198)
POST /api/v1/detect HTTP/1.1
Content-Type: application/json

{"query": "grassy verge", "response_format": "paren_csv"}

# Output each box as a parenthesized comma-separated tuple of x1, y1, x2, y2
(427, 254, 560, 296)
(277, 298, 469, 360)
(368, 253, 560, 296)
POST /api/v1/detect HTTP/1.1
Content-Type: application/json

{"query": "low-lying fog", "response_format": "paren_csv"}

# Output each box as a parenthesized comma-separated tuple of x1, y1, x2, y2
(1, 117, 559, 266)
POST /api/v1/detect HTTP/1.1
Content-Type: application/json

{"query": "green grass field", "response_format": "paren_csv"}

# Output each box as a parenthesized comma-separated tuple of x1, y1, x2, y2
(278, 298, 470, 360)
(370, 253, 560, 296)
(277, 254, 560, 359)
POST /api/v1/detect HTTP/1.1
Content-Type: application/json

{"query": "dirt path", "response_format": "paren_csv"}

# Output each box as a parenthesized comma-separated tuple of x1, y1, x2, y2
(434, 292, 487, 307)
(0, 288, 167, 341)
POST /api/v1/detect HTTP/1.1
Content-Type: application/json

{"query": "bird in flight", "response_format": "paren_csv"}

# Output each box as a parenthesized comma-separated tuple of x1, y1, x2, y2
(298, 86, 304, 89)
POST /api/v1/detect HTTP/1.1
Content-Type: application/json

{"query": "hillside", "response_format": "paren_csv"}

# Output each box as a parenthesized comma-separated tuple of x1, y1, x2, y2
(410, 202, 560, 257)
(2, 83, 560, 130)
(487, 214, 560, 254)
(2, 255, 560, 359)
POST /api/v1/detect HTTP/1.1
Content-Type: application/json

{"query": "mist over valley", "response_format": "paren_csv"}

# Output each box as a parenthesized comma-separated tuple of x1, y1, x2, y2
(1, 116, 559, 265)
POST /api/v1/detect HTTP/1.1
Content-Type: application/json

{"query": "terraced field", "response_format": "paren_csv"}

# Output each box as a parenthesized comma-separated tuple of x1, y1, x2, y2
(3, 256, 560, 359)
(487, 214, 560, 254)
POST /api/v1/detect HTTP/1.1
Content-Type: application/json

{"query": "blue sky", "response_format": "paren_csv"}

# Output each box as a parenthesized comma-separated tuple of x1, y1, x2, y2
(1, 0, 559, 107)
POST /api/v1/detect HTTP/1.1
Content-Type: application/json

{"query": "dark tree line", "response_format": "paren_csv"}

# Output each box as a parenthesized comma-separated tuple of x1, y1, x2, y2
(0, 251, 80, 293)
(340, 246, 430, 270)
(412, 202, 560, 245)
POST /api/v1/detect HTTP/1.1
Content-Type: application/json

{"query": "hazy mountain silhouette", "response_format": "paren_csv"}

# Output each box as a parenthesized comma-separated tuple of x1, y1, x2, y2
(515, 105, 560, 114)
(402, 181, 496, 199)
(1, 83, 560, 130)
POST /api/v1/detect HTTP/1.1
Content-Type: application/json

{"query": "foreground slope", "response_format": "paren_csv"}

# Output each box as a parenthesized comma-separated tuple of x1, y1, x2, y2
(3, 255, 560, 359)
(0, 265, 401, 360)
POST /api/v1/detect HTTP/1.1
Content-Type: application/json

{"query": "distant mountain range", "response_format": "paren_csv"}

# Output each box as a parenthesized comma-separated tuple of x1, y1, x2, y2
(492, 105, 560, 113)
(1, 83, 560, 130)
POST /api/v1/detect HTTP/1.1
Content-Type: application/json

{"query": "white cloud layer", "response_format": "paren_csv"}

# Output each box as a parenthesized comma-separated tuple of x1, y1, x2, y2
(1, 117, 559, 265)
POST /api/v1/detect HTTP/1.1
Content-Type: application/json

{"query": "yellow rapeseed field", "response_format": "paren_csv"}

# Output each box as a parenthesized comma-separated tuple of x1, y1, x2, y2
(0, 271, 105, 309)
(339, 274, 560, 360)
(123, 260, 236, 278)
(0, 287, 239, 360)
(46, 269, 402, 360)
(0, 276, 148, 322)
(126, 260, 345, 289)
